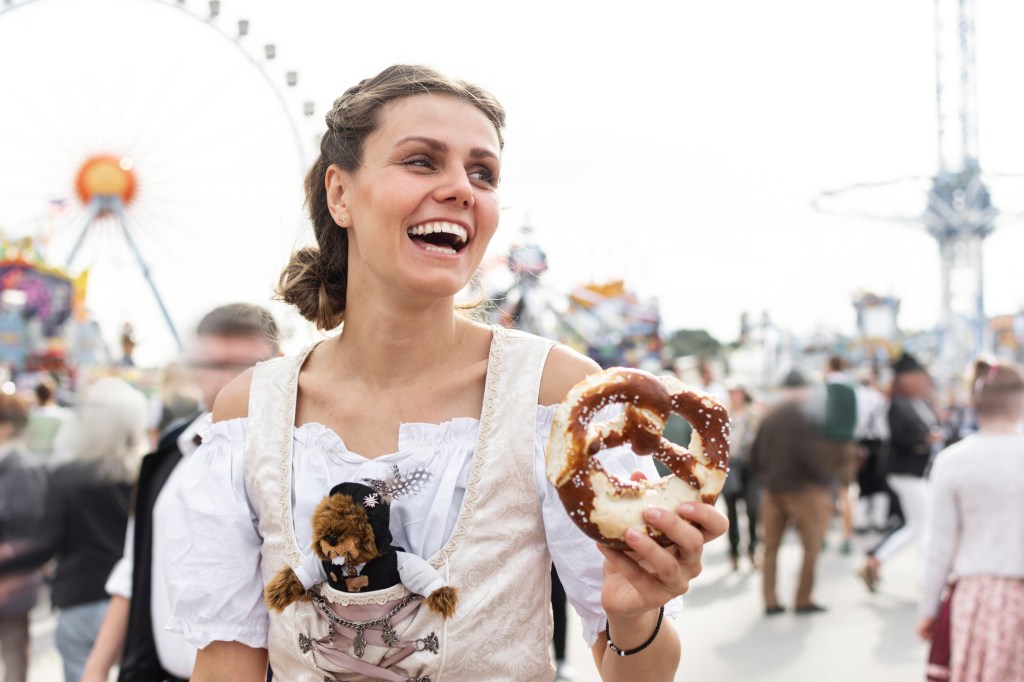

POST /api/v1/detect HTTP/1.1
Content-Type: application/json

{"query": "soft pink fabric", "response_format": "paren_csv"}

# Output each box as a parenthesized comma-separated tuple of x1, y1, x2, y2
(949, 576, 1024, 682)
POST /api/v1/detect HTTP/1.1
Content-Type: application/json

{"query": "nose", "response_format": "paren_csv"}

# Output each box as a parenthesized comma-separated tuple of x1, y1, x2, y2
(433, 168, 475, 209)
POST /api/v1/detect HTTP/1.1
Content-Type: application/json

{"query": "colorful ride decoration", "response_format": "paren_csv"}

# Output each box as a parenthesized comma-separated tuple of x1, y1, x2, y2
(0, 236, 88, 373)
(561, 280, 663, 369)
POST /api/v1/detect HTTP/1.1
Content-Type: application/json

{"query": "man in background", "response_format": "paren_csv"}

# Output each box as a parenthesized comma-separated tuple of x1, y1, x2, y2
(820, 356, 859, 554)
(24, 376, 72, 460)
(750, 370, 835, 616)
(83, 303, 280, 682)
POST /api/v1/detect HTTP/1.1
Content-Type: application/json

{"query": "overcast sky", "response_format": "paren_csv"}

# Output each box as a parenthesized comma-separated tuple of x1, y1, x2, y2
(1, 0, 1023, 364)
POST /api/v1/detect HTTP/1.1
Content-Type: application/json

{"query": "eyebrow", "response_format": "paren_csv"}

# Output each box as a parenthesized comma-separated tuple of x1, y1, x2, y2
(395, 136, 498, 161)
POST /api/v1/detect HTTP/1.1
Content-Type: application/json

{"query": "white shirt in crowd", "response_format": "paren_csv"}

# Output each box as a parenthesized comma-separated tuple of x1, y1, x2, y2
(105, 413, 209, 679)
(920, 431, 1024, 618)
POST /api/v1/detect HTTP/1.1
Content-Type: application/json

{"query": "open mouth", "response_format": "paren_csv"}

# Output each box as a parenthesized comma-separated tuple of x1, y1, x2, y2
(407, 221, 469, 255)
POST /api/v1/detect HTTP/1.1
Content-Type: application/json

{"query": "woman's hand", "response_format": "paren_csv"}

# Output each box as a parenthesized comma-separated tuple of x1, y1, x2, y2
(596, 500, 728, 618)
(916, 616, 935, 641)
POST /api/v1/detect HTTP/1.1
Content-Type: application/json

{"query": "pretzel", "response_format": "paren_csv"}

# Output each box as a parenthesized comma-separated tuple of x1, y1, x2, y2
(546, 368, 730, 549)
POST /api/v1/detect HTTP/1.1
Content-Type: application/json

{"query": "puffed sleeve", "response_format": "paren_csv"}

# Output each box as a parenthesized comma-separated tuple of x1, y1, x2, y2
(104, 517, 134, 599)
(534, 405, 681, 646)
(164, 418, 268, 649)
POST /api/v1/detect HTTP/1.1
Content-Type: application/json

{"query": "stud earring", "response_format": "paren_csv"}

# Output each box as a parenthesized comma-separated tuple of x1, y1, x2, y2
(337, 214, 347, 225)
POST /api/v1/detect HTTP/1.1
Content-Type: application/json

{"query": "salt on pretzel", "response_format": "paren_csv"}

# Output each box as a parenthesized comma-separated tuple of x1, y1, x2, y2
(545, 367, 730, 550)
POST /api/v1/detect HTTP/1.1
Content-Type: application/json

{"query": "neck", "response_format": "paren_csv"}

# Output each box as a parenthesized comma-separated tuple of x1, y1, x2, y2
(977, 417, 1022, 435)
(329, 291, 473, 388)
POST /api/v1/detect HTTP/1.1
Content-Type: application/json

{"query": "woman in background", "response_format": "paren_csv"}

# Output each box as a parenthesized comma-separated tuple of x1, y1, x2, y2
(918, 363, 1024, 681)
(0, 378, 148, 681)
(722, 381, 762, 571)
(0, 394, 46, 682)
(859, 353, 941, 591)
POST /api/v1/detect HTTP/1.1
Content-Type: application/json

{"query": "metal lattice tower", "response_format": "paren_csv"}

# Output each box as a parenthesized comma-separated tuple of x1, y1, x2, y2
(814, 0, 1009, 383)
(927, 0, 997, 379)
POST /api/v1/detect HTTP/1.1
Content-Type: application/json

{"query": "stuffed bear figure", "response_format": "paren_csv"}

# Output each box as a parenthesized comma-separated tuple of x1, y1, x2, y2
(264, 482, 458, 619)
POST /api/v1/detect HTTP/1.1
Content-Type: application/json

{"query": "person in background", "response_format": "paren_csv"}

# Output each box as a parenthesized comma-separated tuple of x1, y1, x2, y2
(0, 394, 46, 682)
(696, 359, 729, 404)
(83, 304, 280, 682)
(749, 370, 834, 615)
(0, 379, 147, 682)
(859, 353, 942, 592)
(820, 356, 859, 555)
(941, 358, 990, 447)
(721, 381, 762, 571)
(146, 361, 201, 447)
(551, 566, 575, 681)
(853, 367, 891, 534)
(24, 376, 72, 461)
(918, 362, 1024, 681)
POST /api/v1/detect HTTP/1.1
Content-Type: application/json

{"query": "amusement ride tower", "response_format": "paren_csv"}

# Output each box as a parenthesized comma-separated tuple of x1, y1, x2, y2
(926, 0, 996, 380)
(816, 0, 1009, 382)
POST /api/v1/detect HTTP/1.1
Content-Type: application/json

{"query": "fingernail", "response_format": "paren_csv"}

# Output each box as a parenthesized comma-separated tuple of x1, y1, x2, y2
(678, 503, 695, 514)
(625, 528, 641, 543)
(644, 507, 662, 522)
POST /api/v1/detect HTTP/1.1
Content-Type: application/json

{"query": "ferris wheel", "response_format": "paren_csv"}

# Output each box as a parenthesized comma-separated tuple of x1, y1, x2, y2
(0, 0, 317, 363)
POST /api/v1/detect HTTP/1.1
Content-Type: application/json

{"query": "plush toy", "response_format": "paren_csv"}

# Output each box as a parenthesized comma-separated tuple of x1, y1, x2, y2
(264, 482, 458, 619)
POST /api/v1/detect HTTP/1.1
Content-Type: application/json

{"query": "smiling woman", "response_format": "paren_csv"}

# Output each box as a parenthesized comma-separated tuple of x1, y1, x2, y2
(277, 65, 504, 331)
(162, 64, 727, 682)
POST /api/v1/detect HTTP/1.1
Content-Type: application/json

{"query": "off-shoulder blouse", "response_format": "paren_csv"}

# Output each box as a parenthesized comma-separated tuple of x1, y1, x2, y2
(163, 405, 681, 650)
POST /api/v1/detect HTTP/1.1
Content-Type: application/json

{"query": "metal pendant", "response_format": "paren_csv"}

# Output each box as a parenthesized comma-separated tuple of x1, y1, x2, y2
(382, 619, 399, 648)
(353, 627, 367, 658)
(416, 632, 439, 655)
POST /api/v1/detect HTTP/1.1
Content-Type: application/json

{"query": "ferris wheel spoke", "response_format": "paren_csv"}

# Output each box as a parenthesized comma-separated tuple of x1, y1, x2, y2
(125, 64, 254, 164)
(0, 0, 309, 361)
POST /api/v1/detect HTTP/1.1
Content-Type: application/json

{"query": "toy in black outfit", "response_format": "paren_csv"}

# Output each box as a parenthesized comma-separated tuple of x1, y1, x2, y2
(265, 482, 458, 618)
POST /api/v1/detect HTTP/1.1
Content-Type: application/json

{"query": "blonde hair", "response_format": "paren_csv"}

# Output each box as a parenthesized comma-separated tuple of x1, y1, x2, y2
(277, 64, 506, 331)
(64, 378, 149, 483)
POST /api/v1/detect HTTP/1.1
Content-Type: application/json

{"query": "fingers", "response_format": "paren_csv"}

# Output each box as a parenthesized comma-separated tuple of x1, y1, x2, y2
(625, 535, 694, 598)
(677, 502, 730, 543)
(643, 501, 724, 548)
(596, 544, 666, 597)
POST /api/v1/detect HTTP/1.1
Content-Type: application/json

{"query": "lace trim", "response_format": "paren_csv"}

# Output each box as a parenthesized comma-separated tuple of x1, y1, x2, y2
(444, 325, 504, 554)
(282, 326, 507, 607)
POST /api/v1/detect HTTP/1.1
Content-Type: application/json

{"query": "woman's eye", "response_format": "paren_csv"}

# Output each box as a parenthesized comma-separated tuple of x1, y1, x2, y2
(403, 155, 435, 169)
(469, 167, 498, 187)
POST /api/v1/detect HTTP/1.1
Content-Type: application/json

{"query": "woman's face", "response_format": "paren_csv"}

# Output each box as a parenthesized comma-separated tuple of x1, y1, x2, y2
(331, 94, 502, 304)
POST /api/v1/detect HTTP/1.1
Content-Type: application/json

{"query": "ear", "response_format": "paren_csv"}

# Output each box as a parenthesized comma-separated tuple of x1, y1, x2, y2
(325, 163, 354, 228)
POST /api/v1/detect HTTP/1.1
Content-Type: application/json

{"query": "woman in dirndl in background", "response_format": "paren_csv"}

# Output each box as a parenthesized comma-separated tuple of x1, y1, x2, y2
(918, 361, 1024, 682)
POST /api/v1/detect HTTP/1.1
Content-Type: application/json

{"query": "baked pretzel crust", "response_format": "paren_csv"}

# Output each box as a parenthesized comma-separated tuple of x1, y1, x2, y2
(545, 368, 730, 549)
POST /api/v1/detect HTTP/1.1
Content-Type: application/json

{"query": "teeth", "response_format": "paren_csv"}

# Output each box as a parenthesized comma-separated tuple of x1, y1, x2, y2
(407, 221, 468, 244)
(422, 244, 456, 255)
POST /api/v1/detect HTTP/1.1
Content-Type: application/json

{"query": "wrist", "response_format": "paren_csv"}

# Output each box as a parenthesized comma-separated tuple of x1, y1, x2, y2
(605, 607, 663, 654)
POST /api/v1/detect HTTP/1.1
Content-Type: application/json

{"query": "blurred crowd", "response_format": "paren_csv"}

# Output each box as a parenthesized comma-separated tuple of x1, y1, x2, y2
(0, 317, 1022, 681)
(0, 303, 278, 682)
(674, 353, 1024, 681)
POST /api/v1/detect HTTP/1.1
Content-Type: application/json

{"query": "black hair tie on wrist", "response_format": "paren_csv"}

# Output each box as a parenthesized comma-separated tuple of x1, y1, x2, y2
(605, 606, 665, 656)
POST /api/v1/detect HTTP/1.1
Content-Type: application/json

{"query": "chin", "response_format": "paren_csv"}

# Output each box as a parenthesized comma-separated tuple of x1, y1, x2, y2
(403, 272, 474, 302)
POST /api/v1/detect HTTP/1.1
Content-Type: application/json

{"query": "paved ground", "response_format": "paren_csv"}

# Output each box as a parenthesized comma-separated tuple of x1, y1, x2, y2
(560, 523, 929, 682)
(15, 522, 928, 681)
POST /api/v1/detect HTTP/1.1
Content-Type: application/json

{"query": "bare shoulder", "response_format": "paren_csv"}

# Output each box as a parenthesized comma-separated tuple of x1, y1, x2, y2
(538, 344, 601, 407)
(212, 368, 255, 422)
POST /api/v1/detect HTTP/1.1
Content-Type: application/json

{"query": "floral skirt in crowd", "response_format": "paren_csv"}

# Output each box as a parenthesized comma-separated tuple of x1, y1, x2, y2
(941, 575, 1024, 682)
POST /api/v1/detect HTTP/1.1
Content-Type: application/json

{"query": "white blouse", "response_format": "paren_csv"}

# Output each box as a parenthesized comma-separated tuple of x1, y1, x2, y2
(164, 405, 681, 650)
(920, 432, 1024, 618)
